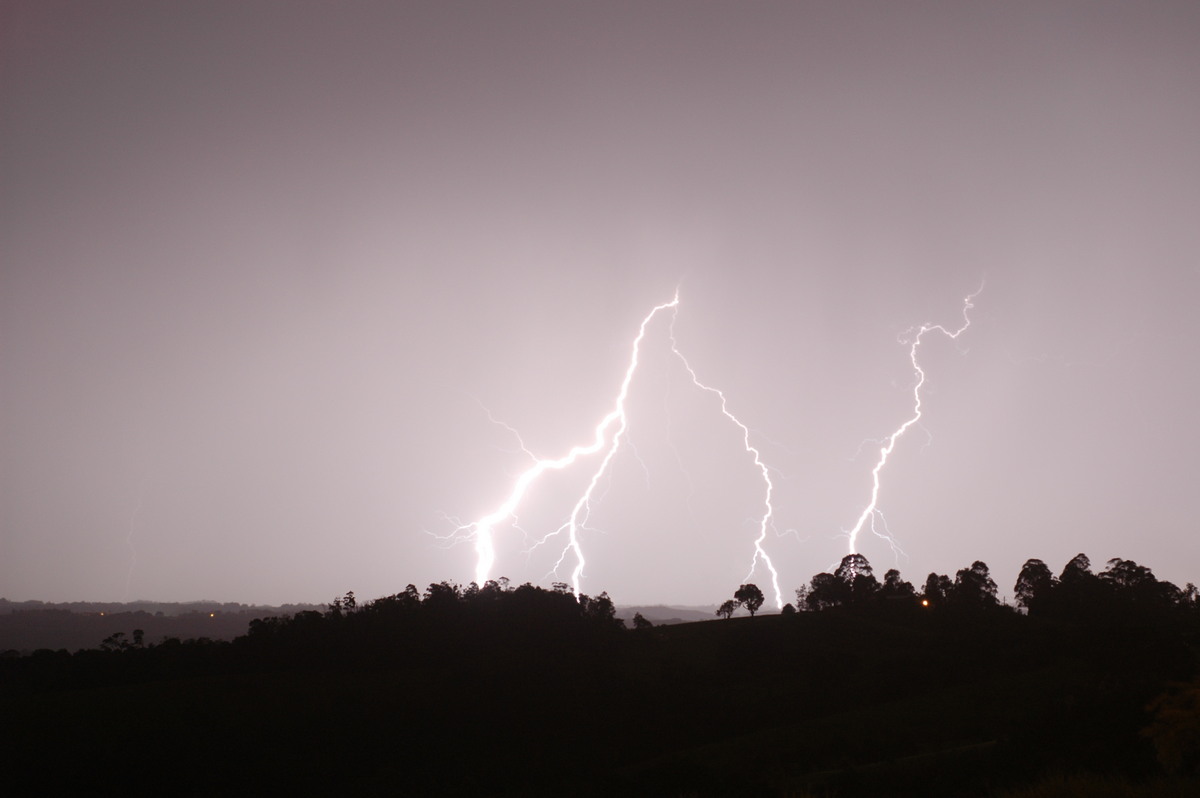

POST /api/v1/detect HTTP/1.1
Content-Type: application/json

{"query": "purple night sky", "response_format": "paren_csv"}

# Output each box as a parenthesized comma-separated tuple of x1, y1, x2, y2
(3, 1, 1198, 606)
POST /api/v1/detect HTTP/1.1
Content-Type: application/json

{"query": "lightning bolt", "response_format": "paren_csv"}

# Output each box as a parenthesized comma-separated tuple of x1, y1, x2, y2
(845, 286, 982, 556)
(458, 294, 681, 592)
(455, 290, 782, 605)
(666, 311, 783, 610)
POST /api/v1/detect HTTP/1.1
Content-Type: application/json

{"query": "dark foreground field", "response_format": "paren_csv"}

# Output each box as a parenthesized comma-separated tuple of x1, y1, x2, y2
(3, 586, 1199, 797)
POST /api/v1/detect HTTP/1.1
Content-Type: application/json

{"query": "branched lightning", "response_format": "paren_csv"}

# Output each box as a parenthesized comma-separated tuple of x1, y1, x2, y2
(456, 294, 681, 593)
(845, 286, 982, 555)
(454, 290, 781, 604)
(666, 310, 783, 610)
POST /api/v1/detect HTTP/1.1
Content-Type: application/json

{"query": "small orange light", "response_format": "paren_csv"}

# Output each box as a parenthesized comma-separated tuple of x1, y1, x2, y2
(921, 599, 929, 607)
(209, 613, 215, 617)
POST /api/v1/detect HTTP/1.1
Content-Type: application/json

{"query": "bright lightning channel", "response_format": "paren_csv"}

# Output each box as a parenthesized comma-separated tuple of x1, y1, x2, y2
(845, 286, 982, 556)
(459, 294, 679, 593)
(457, 291, 781, 606)
(666, 310, 783, 610)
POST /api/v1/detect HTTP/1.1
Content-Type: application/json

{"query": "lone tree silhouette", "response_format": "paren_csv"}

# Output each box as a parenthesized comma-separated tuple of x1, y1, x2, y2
(1014, 558, 1055, 614)
(733, 584, 765, 617)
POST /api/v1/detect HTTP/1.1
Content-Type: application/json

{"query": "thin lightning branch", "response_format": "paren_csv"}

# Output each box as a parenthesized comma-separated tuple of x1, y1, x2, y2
(666, 309, 784, 610)
(845, 286, 982, 555)
(456, 294, 681, 592)
(867, 510, 907, 563)
(476, 401, 539, 463)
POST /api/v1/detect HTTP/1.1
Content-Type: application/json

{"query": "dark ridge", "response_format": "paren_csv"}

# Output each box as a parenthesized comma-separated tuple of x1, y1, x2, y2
(2, 556, 1198, 797)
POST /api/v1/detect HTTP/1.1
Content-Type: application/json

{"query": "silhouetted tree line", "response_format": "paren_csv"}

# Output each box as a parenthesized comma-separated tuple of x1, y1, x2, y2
(0, 579, 630, 690)
(3, 555, 1200, 797)
(789, 552, 1199, 621)
(233, 579, 627, 671)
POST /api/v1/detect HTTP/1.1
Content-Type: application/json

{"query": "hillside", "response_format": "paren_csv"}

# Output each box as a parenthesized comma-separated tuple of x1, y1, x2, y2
(3, 579, 1199, 797)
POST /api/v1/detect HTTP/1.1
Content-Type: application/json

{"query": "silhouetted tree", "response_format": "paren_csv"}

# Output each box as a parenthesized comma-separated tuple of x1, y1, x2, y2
(951, 561, 998, 608)
(1055, 553, 1105, 617)
(1059, 552, 1094, 585)
(1183, 583, 1199, 611)
(1013, 558, 1056, 614)
(835, 554, 880, 605)
(921, 573, 953, 607)
(400, 584, 422, 609)
(805, 572, 844, 610)
(1101, 557, 1186, 613)
(100, 632, 128, 651)
(878, 569, 915, 600)
(423, 581, 461, 615)
(631, 612, 653, 630)
(734, 584, 765, 617)
(579, 592, 622, 627)
(716, 599, 738, 620)
(780, 603, 797, 615)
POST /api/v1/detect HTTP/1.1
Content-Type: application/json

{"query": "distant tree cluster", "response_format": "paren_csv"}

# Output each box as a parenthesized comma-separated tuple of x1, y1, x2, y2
(0, 580, 634, 697)
(717, 584, 766, 618)
(239, 579, 626, 665)
(1013, 553, 1198, 620)
(790, 551, 1198, 620)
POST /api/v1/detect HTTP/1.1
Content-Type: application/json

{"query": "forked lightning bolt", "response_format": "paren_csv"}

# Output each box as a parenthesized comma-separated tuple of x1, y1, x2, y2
(845, 287, 982, 555)
(457, 295, 676, 592)
(455, 291, 781, 604)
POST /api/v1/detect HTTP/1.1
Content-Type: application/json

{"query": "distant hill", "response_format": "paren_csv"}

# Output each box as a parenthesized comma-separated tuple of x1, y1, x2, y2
(4, 584, 1198, 797)
(0, 598, 728, 652)
(0, 599, 321, 654)
(615, 604, 719, 624)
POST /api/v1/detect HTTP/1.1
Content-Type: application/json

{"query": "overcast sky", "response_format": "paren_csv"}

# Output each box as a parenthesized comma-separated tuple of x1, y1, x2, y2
(3, 1, 1198, 606)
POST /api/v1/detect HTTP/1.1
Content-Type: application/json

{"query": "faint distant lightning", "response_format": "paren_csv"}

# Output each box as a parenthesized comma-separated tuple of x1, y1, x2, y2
(845, 286, 982, 555)
(666, 311, 784, 610)
(455, 294, 681, 592)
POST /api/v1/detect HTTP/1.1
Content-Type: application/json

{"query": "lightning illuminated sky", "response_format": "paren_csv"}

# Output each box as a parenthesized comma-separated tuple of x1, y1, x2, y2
(3, 2, 1199, 605)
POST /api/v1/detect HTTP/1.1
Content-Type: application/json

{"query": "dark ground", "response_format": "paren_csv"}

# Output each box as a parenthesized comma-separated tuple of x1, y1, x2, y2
(3, 594, 1198, 797)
